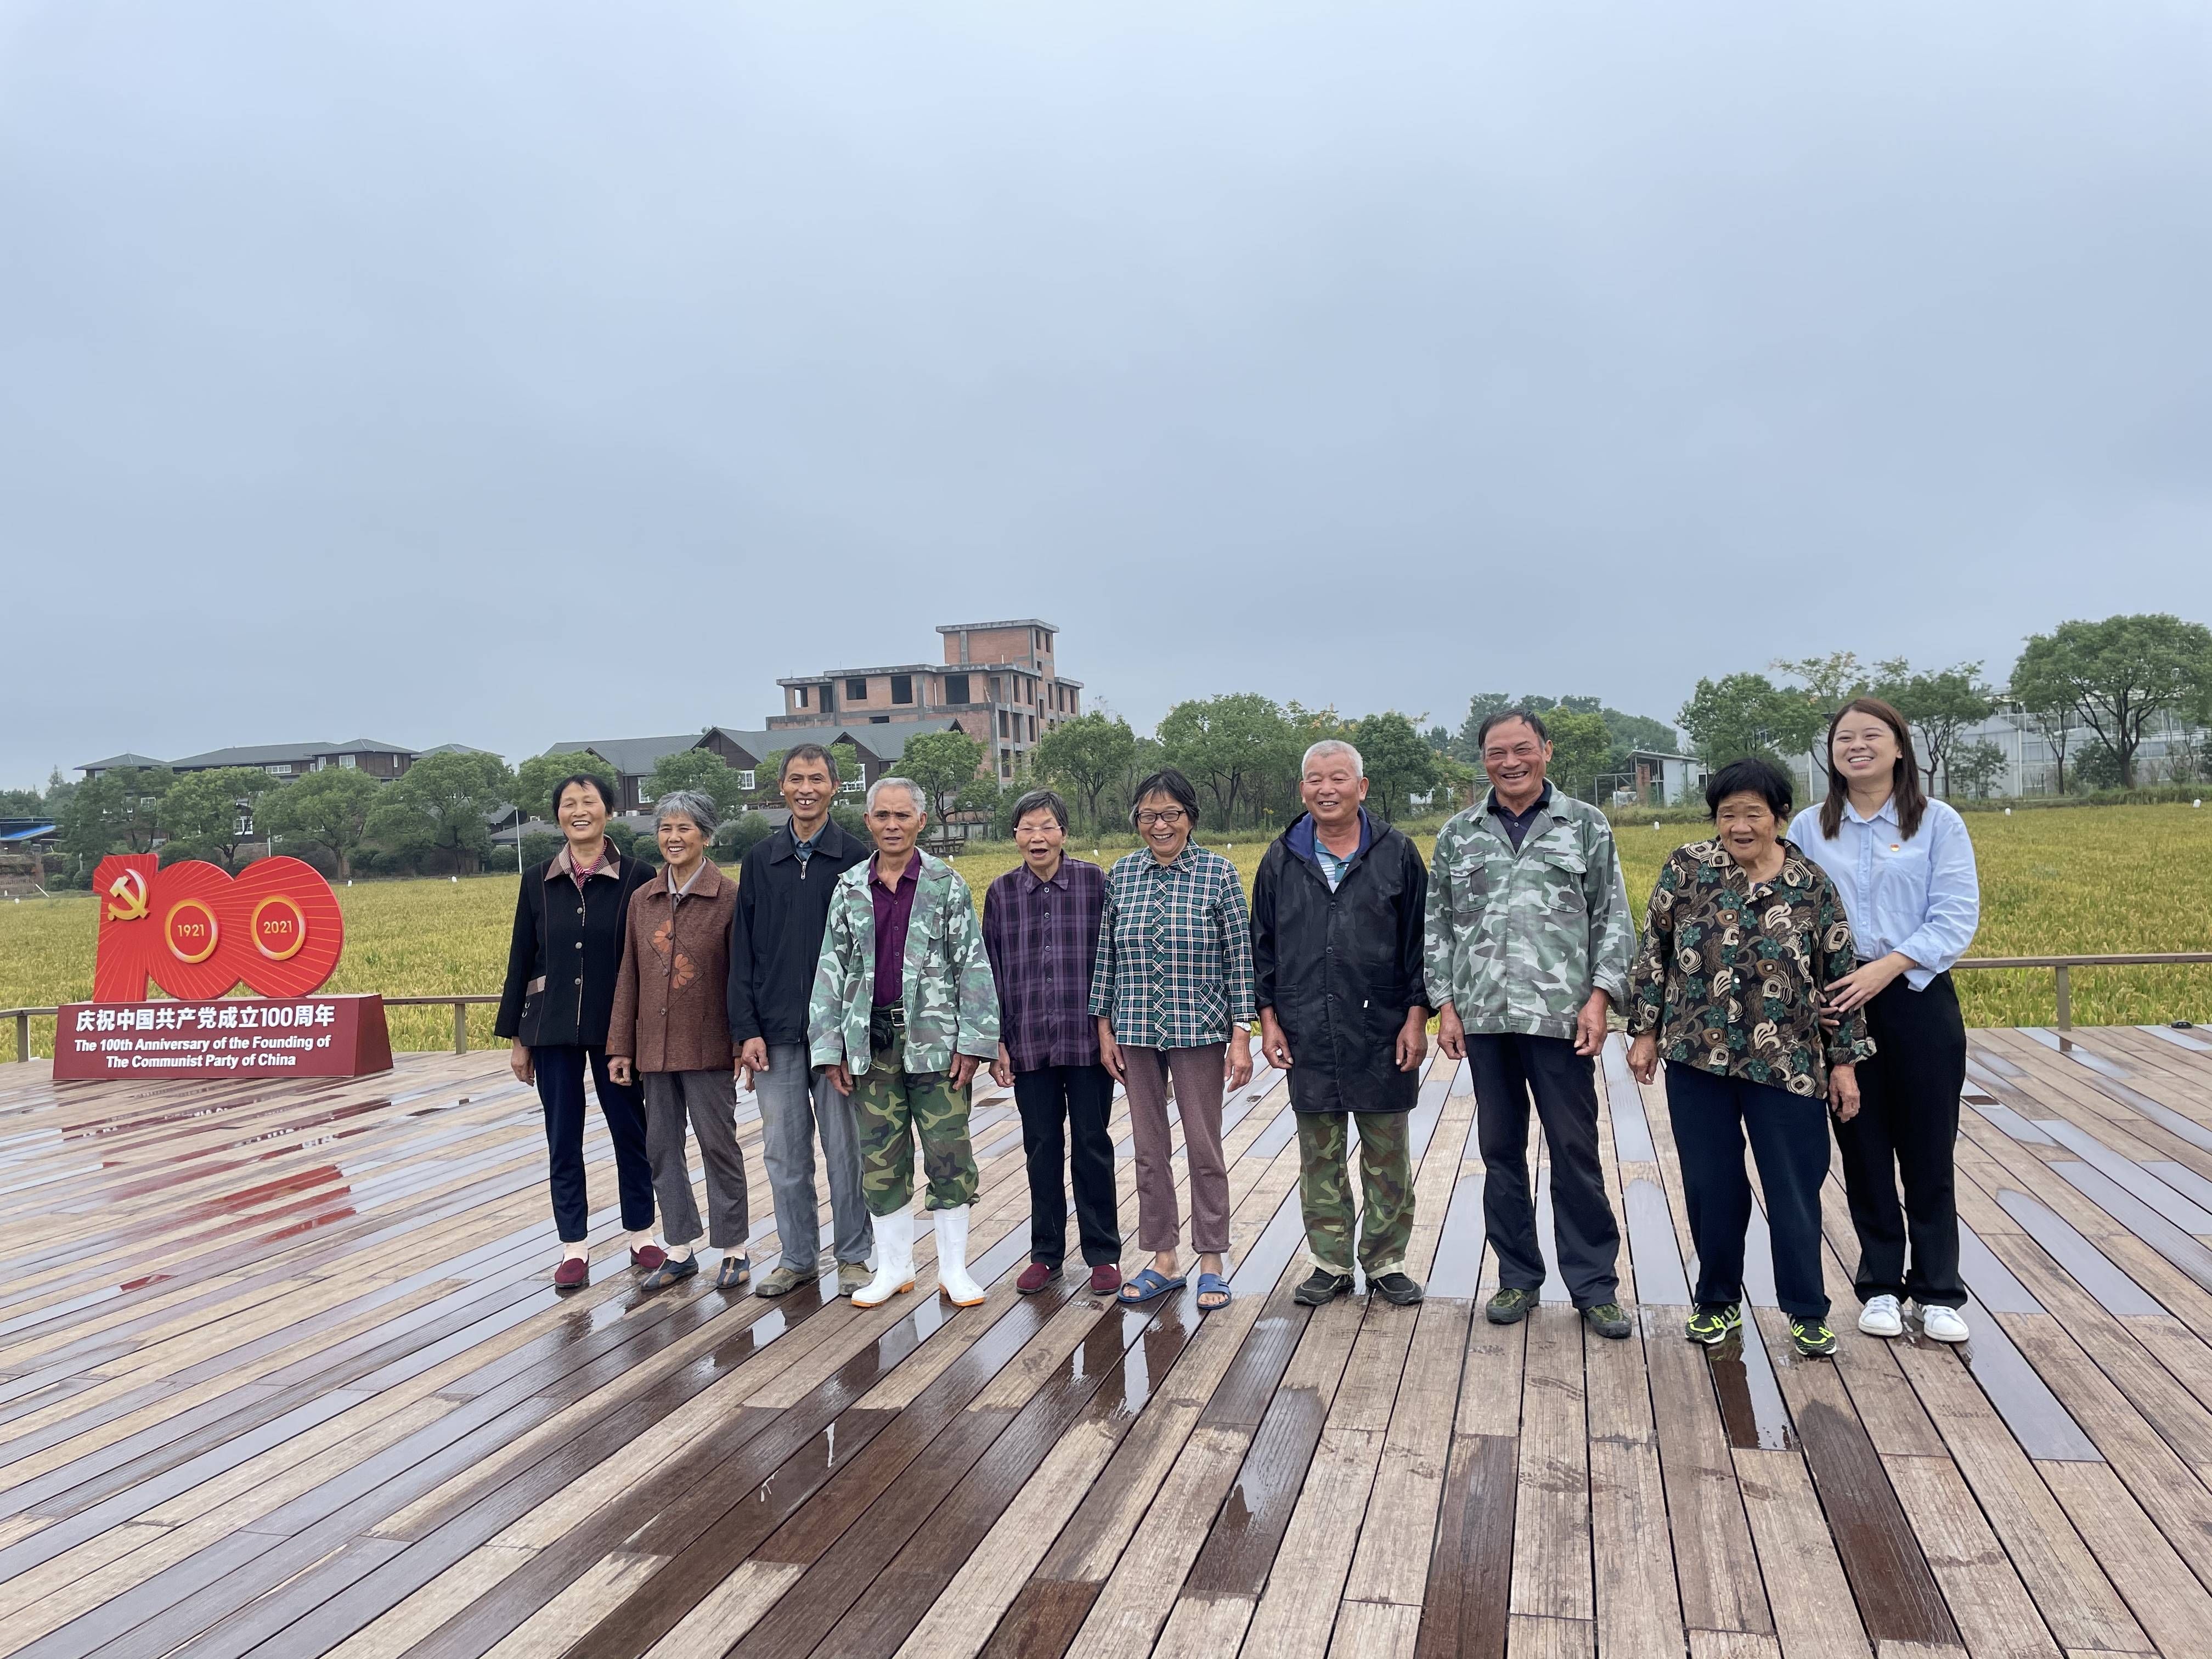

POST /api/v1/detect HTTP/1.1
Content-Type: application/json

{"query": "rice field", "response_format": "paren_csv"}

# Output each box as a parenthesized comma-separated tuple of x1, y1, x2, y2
(4, 804, 2209, 1056)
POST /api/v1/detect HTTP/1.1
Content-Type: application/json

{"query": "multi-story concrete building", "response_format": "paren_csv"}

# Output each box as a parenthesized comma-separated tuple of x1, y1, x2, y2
(770, 619, 1084, 781)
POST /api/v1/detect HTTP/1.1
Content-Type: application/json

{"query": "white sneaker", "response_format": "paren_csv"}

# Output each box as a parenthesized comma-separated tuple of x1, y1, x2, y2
(934, 1205, 987, 1307)
(851, 1210, 915, 1308)
(1916, 1303, 1970, 1343)
(1858, 1294, 1904, 1338)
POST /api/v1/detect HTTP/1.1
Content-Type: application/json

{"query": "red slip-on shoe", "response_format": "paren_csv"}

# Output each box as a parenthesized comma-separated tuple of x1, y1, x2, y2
(630, 1244, 667, 1272)
(554, 1256, 589, 1291)
(1017, 1262, 1062, 1295)
(1088, 1263, 1124, 1296)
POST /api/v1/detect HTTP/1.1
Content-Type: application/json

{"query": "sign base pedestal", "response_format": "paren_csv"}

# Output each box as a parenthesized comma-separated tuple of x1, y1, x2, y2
(52, 994, 394, 1082)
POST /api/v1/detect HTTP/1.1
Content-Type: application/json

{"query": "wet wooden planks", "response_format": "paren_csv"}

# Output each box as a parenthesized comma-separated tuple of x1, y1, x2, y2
(1, 1028, 2211, 1655)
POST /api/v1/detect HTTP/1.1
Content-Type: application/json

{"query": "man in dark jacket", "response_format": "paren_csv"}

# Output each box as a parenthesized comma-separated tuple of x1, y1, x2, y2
(1251, 739, 1431, 1307)
(728, 744, 874, 1297)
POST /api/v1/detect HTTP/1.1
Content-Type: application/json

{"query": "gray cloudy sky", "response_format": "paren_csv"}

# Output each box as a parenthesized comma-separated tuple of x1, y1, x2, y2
(5, 2, 2210, 789)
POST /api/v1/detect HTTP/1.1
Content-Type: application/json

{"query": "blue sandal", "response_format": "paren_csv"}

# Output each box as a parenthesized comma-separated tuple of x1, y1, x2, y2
(1196, 1272, 1232, 1313)
(1119, 1267, 1187, 1305)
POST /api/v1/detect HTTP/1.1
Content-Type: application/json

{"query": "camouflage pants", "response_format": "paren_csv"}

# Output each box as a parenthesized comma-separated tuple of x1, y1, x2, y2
(1296, 1110, 1414, 1278)
(852, 1047, 978, 1216)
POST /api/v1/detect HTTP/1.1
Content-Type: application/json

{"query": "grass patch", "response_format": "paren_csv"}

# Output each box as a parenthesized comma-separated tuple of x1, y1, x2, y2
(5, 804, 2209, 1054)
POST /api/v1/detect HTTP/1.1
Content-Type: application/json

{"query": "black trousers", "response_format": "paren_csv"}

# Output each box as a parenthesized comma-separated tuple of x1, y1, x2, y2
(1835, 972, 1966, 1307)
(1667, 1063, 1831, 1319)
(1013, 1064, 1122, 1268)
(534, 1044, 654, 1244)
(1466, 1032, 1620, 1306)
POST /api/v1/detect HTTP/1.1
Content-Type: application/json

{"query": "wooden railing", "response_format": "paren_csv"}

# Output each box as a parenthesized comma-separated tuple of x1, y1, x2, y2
(9, 954, 2212, 1060)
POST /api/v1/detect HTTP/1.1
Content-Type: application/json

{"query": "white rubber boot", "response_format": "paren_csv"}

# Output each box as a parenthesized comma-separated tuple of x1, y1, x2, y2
(851, 1210, 915, 1308)
(935, 1205, 987, 1307)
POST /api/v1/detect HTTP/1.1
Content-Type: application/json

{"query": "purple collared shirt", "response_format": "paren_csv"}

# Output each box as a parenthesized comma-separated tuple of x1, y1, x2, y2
(983, 856, 1105, 1072)
(870, 854, 921, 1007)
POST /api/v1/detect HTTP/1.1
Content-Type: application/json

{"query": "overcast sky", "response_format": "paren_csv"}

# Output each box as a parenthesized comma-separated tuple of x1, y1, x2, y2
(5, 2, 2209, 789)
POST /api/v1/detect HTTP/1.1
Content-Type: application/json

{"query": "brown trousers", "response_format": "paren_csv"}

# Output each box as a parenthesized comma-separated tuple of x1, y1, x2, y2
(1121, 1043, 1228, 1255)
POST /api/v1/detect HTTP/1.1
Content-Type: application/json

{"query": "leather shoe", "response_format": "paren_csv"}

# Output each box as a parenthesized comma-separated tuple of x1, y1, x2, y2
(1017, 1262, 1062, 1295)
(554, 1256, 589, 1291)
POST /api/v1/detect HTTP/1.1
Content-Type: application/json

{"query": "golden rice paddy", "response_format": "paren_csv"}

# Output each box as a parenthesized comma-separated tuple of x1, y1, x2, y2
(3, 804, 2208, 1057)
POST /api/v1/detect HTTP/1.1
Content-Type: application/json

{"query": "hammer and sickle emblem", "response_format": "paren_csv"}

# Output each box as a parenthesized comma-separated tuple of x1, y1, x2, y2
(105, 868, 150, 923)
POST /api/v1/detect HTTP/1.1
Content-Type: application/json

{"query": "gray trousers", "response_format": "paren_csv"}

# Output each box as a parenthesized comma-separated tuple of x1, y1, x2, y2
(641, 1068, 749, 1250)
(755, 1042, 873, 1274)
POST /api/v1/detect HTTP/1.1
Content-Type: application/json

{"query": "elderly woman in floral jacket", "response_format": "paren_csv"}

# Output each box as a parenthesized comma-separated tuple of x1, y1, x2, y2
(1627, 757, 1872, 1360)
(810, 777, 1000, 1311)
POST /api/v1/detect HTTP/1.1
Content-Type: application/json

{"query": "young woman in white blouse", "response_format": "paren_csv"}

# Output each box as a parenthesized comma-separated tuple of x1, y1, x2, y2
(1790, 698, 1981, 1344)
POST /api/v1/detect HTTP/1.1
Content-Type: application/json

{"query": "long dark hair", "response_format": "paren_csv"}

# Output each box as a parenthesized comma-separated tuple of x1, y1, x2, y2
(1818, 697, 1926, 841)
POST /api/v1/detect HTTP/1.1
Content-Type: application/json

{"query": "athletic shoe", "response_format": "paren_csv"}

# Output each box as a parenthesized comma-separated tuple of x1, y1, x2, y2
(1294, 1268, 1355, 1306)
(1917, 1304, 1970, 1343)
(1790, 1316, 1838, 1357)
(1858, 1294, 1904, 1338)
(1370, 1272, 1425, 1306)
(715, 1254, 750, 1291)
(1685, 1303, 1742, 1345)
(1485, 1286, 1539, 1325)
(1582, 1301, 1632, 1340)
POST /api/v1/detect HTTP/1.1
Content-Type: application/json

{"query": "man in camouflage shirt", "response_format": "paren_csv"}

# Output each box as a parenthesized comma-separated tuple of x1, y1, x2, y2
(1425, 708, 1637, 1339)
(810, 777, 1001, 1309)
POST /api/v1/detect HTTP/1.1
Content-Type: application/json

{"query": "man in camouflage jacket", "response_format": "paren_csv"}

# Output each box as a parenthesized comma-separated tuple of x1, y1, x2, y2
(810, 777, 1001, 1307)
(1425, 708, 1637, 1338)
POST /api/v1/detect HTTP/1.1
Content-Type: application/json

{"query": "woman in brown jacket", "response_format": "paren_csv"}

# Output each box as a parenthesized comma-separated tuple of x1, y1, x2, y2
(611, 791, 749, 1291)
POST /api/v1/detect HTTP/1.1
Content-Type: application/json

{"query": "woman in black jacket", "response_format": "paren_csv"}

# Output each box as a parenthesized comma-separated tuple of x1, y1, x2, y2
(1251, 739, 1431, 1308)
(495, 774, 660, 1289)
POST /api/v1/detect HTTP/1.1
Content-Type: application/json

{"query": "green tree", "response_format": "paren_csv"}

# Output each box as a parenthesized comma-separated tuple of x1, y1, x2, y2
(1678, 674, 1825, 769)
(2010, 614, 2212, 788)
(1870, 659, 1994, 795)
(1159, 693, 1297, 826)
(367, 751, 516, 874)
(57, 766, 173, 870)
(1350, 712, 1439, 822)
(1033, 713, 1138, 827)
(1543, 710, 1615, 802)
(1452, 693, 1516, 762)
(643, 747, 749, 817)
(901, 730, 987, 820)
(158, 768, 276, 871)
(1946, 741, 2007, 799)
(258, 768, 384, 877)
(515, 750, 618, 822)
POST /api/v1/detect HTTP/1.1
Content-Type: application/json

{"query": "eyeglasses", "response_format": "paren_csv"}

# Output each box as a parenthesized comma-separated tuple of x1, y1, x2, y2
(1136, 808, 1188, 828)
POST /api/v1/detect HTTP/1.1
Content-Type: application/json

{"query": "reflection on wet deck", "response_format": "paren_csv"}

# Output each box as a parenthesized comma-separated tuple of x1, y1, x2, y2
(4, 1024, 2212, 1656)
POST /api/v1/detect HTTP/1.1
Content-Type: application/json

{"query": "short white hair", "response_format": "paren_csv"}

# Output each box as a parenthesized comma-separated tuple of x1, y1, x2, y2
(866, 776, 927, 814)
(1301, 738, 1364, 778)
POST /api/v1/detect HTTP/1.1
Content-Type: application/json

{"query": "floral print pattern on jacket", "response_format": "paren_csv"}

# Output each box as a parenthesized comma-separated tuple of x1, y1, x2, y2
(1627, 838, 1874, 1099)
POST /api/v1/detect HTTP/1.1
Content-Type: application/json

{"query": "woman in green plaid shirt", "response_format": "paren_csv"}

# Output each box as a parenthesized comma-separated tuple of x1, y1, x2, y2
(1090, 768, 1256, 1313)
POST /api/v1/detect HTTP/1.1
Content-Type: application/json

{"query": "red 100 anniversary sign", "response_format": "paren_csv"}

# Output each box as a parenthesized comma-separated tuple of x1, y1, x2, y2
(55, 854, 391, 1081)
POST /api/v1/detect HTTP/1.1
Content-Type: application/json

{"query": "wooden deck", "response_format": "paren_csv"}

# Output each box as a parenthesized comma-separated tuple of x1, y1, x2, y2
(5, 1027, 2212, 1658)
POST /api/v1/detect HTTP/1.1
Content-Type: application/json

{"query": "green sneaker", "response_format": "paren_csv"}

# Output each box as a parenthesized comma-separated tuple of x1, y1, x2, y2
(1582, 1301, 1632, 1340)
(1485, 1286, 1539, 1325)
(1791, 1316, 1838, 1357)
(1685, 1303, 1742, 1346)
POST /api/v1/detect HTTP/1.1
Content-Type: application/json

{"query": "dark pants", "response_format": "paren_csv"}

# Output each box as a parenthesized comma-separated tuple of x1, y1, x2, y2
(1014, 1064, 1122, 1268)
(1667, 1063, 1831, 1319)
(1836, 972, 1967, 1307)
(1467, 1032, 1620, 1306)
(533, 1045, 653, 1244)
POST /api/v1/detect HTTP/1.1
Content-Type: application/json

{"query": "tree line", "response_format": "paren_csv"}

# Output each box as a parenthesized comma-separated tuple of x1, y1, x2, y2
(1680, 612, 2212, 794)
